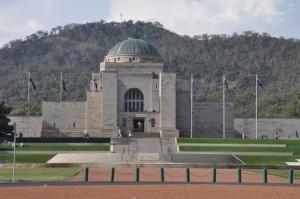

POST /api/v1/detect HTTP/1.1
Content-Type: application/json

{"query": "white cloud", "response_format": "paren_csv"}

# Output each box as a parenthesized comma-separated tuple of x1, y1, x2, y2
(107, 0, 285, 36)
(0, 0, 109, 47)
(0, 0, 299, 47)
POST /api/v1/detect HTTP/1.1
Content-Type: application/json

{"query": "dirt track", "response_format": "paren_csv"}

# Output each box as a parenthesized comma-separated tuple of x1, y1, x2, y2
(1, 184, 300, 199)
(1, 168, 300, 199)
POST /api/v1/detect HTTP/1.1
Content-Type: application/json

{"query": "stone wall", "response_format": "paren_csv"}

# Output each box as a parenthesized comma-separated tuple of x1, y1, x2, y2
(176, 91, 235, 138)
(159, 73, 179, 137)
(85, 91, 102, 135)
(234, 118, 300, 139)
(9, 116, 42, 137)
(41, 101, 86, 137)
(101, 71, 118, 136)
(176, 91, 191, 136)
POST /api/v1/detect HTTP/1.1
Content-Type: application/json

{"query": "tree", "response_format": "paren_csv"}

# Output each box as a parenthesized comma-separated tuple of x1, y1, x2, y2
(0, 101, 13, 136)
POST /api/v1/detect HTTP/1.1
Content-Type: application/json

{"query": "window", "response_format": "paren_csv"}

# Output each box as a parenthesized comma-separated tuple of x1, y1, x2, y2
(151, 119, 155, 127)
(53, 123, 56, 127)
(73, 123, 76, 128)
(124, 88, 144, 112)
(122, 118, 126, 127)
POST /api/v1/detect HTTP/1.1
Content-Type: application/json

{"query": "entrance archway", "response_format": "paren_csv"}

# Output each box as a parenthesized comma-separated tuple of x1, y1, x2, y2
(133, 118, 145, 132)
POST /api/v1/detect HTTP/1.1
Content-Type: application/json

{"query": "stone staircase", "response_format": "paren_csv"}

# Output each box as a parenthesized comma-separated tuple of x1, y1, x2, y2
(111, 138, 178, 154)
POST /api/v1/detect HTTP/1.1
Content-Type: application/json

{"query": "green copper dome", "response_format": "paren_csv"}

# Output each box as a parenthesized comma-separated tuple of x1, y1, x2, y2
(107, 38, 160, 57)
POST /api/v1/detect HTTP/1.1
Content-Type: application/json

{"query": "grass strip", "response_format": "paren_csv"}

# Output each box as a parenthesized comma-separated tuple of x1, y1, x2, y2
(1, 137, 110, 143)
(0, 168, 81, 181)
(237, 155, 300, 165)
(0, 145, 110, 151)
(180, 146, 291, 153)
(0, 154, 55, 163)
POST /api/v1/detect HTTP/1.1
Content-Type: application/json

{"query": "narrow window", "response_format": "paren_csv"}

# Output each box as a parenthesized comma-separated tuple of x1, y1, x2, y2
(122, 118, 126, 127)
(73, 123, 76, 128)
(53, 123, 56, 127)
(151, 119, 155, 127)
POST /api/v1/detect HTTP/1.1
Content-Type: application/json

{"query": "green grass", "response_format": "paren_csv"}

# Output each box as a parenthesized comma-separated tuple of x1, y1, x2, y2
(180, 146, 291, 153)
(0, 154, 55, 163)
(244, 169, 300, 180)
(178, 138, 300, 165)
(178, 138, 297, 144)
(268, 169, 300, 180)
(237, 155, 300, 165)
(0, 168, 81, 181)
(0, 145, 110, 151)
(1, 137, 110, 143)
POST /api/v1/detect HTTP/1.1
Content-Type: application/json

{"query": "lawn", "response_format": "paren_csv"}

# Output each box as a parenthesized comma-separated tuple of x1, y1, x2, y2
(178, 138, 300, 165)
(0, 168, 81, 181)
(0, 145, 110, 151)
(237, 155, 300, 165)
(0, 154, 55, 163)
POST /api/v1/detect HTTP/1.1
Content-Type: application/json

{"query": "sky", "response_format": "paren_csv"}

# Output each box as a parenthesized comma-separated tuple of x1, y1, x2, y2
(0, 0, 300, 47)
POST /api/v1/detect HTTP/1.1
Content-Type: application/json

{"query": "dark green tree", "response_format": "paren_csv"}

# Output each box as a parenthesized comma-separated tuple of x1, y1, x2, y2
(0, 101, 13, 135)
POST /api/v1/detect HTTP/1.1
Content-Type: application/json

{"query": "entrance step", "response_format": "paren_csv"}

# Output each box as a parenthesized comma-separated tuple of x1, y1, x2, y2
(131, 132, 160, 138)
(111, 138, 178, 154)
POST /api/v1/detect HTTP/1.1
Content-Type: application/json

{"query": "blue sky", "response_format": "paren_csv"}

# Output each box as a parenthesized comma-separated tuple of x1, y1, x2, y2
(1, 0, 300, 47)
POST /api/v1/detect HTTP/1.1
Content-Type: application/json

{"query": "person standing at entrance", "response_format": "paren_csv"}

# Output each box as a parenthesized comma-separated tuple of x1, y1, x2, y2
(117, 127, 122, 137)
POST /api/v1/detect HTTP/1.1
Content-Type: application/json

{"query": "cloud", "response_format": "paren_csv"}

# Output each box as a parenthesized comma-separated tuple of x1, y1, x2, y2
(107, 0, 286, 36)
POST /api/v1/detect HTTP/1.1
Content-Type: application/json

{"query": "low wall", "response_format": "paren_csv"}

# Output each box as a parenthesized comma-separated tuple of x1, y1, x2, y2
(8, 116, 42, 137)
(234, 118, 300, 139)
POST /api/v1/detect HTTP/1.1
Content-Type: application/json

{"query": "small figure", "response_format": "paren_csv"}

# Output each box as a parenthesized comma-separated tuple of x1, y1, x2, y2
(20, 142, 24, 147)
(223, 77, 229, 91)
(128, 130, 132, 138)
(117, 127, 122, 138)
(19, 132, 23, 138)
(83, 133, 90, 140)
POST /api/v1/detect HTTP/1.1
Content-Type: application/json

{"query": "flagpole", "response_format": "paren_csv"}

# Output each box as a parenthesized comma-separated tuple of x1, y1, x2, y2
(60, 73, 62, 138)
(13, 122, 16, 182)
(27, 72, 30, 136)
(256, 74, 258, 139)
(92, 73, 95, 98)
(223, 74, 226, 139)
(60, 73, 62, 108)
(191, 74, 193, 138)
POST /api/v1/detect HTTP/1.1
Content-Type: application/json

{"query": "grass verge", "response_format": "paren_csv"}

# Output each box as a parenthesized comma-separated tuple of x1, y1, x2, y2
(237, 155, 300, 165)
(0, 145, 110, 151)
(0, 154, 55, 163)
(0, 168, 81, 181)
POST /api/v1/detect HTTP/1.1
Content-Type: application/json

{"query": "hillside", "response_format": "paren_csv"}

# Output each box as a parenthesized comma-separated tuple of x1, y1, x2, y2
(0, 20, 299, 117)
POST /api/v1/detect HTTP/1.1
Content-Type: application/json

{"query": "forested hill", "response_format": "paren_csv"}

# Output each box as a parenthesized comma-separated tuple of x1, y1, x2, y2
(0, 20, 300, 117)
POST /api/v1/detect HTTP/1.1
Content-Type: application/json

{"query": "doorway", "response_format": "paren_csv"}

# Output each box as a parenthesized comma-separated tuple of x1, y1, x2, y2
(133, 118, 145, 132)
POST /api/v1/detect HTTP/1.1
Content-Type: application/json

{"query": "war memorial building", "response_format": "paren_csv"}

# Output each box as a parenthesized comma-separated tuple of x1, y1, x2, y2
(11, 38, 235, 138)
